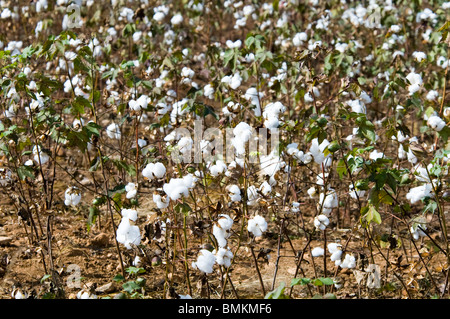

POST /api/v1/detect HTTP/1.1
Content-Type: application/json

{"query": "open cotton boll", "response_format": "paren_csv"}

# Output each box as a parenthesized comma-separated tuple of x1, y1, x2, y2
(153, 193, 170, 209)
(229, 72, 242, 90)
(163, 175, 196, 201)
(106, 122, 121, 140)
(406, 71, 423, 95)
(125, 182, 137, 199)
(427, 115, 446, 132)
(406, 183, 433, 204)
(309, 138, 331, 166)
(213, 224, 228, 248)
(292, 32, 308, 46)
(311, 247, 324, 257)
(247, 215, 268, 237)
(226, 39, 242, 49)
(314, 214, 329, 231)
(64, 187, 81, 207)
(259, 181, 272, 196)
(214, 248, 233, 268)
(33, 145, 49, 164)
(116, 217, 141, 249)
(232, 122, 253, 156)
(121, 208, 138, 222)
(192, 249, 216, 274)
(327, 243, 342, 254)
(209, 160, 228, 177)
(319, 190, 338, 215)
(142, 162, 166, 180)
(171, 13, 183, 25)
(412, 51, 427, 62)
(243, 87, 263, 117)
(226, 184, 242, 202)
(339, 254, 356, 269)
(347, 99, 366, 114)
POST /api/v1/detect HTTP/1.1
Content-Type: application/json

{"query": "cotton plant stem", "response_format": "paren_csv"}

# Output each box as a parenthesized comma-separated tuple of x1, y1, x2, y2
(271, 218, 285, 291)
(98, 147, 126, 279)
(250, 244, 266, 297)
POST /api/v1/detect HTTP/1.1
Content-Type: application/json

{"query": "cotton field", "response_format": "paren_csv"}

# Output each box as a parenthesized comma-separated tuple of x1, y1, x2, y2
(0, 0, 449, 300)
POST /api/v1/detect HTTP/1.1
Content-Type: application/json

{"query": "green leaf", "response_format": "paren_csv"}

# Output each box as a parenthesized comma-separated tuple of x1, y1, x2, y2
(290, 277, 312, 287)
(265, 282, 289, 299)
(364, 205, 382, 225)
(122, 281, 141, 294)
(17, 165, 35, 180)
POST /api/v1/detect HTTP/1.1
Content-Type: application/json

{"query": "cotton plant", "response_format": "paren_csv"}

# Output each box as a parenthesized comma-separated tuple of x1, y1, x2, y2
(247, 215, 268, 237)
(64, 186, 81, 207)
(116, 208, 141, 249)
(192, 249, 216, 274)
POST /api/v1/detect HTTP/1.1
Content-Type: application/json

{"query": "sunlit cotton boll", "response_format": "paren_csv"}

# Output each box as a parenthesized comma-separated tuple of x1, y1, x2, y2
(247, 215, 268, 237)
(64, 187, 81, 207)
(213, 214, 233, 248)
(406, 71, 423, 95)
(406, 183, 433, 204)
(116, 217, 141, 249)
(427, 115, 446, 132)
(311, 247, 324, 257)
(171, 13, 183, 25)
(226, 184, 242, 202)
(153, 193, 170, 209)
(339, 254, 356, 269)
(214, 248, 233, 268)
(33, 145, 49, 164)
(125, 182, 137, 199)
(192, 249, 216, 274)
(314, 214, 329, 231)
(106, 122, 121, 139)
(412, 51, 427, 62)
(163, 175, 196, 201)
(142, 162, 166, 180)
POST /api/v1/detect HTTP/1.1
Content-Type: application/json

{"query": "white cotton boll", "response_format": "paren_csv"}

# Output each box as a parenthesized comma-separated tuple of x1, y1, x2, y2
(153, 162, 166, 179)
(122, 208, 138, 222)
(218, 214, 233, 231)
(213, 224, 228, 248)
(171, 13, 183, 25)
(125, 182, 137, 199)
(340, 254, 356, 269)
(314, 214, 329, 231)
(153, 193, 170, 209)
(153, 11, 165, 22)
(214, 248, 233, 268)
(349, 184, 365, 200)
(133, 256, 141, 267)
(33, 145, 49, 164)
(347, 99, 366, 114)
(227, 184, 242, 202)
(369, 150, 384, 160)
(229, 72, 242, 90)
(406, 183, 433, 204)
(226, 39, 242, 49)
(427, 115, 446, 132)
(307, 187, 317, 198)
(319, 190, 338, 214)
(259, 181, 272, 196)
(106, 123, 121, 139)
(327, 243, 342, 254)
(209, 160, 228, 177)
(116, 217, 141, 249)
(311, 247, 324, 257)
(426, 90, 439, 101)
(192, 249, 216, 274)
(406, 71, 423, 95)
(330, 250, 343, 262)
(412, 51, 427, 62)
(292, 32, 307, 46)
(64, 187, 81, 207)
(203, 84, 214, 99)
(247, 215, 268, 237)
(309, 138, 331, 166)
